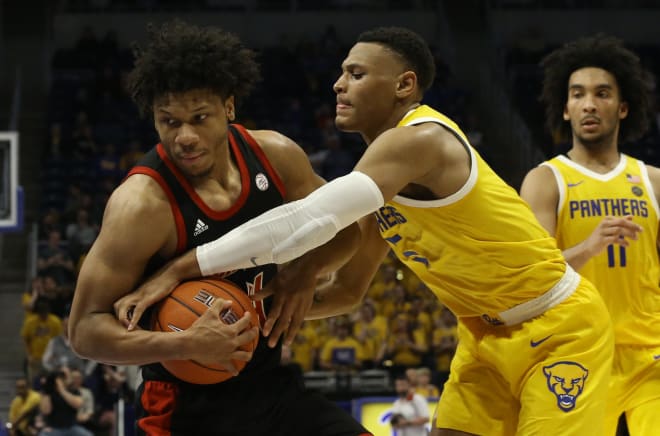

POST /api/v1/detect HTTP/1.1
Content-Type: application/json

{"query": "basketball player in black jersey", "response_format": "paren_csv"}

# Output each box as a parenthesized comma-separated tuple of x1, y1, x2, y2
(68, 20, 370, 436)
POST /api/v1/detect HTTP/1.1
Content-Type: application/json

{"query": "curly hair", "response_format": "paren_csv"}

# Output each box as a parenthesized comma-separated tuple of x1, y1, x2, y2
(540, 34, 654, 142)
(127, 20, 261, 117)
(357, 27, 436, 94)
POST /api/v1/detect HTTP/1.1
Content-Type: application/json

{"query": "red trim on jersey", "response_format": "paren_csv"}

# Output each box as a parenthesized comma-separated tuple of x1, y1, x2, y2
(137, 380, 178, 436)
(231, 123, 287, 198)
(126, 167, 187, 253)
(156, 142, 251, 220)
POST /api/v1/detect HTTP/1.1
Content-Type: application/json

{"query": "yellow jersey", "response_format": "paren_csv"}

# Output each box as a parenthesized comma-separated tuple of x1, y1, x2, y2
(375, 105, 567, 320)
(542, 154, 660, 345)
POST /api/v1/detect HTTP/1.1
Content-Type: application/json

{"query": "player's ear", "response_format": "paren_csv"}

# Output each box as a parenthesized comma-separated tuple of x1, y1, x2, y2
(395, 71, 416, 98)
(225, 96, 236, 121)
(619, 101, 629, 120)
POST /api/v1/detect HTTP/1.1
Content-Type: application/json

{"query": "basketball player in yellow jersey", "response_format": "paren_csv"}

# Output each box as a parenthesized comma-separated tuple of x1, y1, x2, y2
(520, 35, 660, 436)
(116, 27, 614, 435)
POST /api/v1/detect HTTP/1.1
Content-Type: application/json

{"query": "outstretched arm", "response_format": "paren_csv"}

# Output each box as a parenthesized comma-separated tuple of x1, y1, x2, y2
(116, 124, 444, 328)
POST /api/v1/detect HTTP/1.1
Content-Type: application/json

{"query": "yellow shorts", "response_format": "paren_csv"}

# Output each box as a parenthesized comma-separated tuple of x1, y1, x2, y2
(604, 344, 660, 436)
(435, 279, 614, 435)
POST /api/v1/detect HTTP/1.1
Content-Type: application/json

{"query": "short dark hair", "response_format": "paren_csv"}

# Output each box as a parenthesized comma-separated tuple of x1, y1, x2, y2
(540, 34, 654, 142)
(127, 19, 261, 117)
(357, 26, 436, 93)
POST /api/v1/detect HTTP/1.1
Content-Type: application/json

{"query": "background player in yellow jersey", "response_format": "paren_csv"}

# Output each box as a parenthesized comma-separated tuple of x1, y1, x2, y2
(520, 35, 660, 436)
(116, 27, 615, 435)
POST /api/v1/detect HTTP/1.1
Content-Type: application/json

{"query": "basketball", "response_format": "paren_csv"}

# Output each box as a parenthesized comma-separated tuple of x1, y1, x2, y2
(150, 278, 259, 384)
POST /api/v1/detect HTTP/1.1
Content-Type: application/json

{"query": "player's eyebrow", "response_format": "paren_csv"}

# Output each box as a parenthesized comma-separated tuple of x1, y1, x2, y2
(156, 105, 209, 115)
(342, 62, 363, 71)
(568, 83, 613, 90)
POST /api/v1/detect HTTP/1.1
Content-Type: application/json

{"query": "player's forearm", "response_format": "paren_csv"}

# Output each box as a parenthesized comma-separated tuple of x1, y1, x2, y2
(297, 224, 361, 279)
(70, 312, 192, 365)
(306, 279, 367, 319)
(562, 241, 595, 271)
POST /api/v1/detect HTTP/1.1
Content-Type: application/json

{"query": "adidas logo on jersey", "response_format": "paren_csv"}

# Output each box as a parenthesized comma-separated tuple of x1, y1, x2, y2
(193, 218, 209, 236)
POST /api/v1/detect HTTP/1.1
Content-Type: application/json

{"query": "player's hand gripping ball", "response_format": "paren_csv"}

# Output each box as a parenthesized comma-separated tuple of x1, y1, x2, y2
(150, 279, 259, 384)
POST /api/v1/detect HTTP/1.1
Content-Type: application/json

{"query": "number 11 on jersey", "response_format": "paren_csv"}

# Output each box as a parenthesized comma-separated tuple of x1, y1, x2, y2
(607, 244, 627, 267)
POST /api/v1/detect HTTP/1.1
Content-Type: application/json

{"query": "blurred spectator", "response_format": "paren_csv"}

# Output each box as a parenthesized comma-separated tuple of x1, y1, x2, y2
(38, 368, 92, 436)
(289, 321, 320, 372)
(408, 296, 432, 340)
(37, 231, 75, 286)
(405, 367, 419, 391)
(352, 300, 388, 369)
(118, 139, 145, 174)
(319, 318, 365, 371)
(21, 277, 44, 320)
(414, 367, 440, 398)
(33, 273, 71, 320)
(89, 365, 127, 435)
(318, 130, 355, 180)
(65, 209, 99, 262)
(21, 300, 63, 384)
(380, 283, 408, 321)
(38, 209, 64, 241)
(8, 377, 41, 436)
(42, 316, 90, 375)
(389, 374, 430, 436)
(94, 142, 121, 183)
(431, 307, 458, 386)
(384, 314, 428, 374)
(68, 369, 95, 433)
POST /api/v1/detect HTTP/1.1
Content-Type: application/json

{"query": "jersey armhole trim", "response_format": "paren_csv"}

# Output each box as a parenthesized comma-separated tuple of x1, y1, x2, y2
(637, 159, 660, 217)
(539, 162, 565, 216)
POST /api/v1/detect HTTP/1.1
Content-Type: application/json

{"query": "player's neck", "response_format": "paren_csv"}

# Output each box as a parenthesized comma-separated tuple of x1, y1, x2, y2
(362, 102, 422, 145)
(566, 144, 621, 172)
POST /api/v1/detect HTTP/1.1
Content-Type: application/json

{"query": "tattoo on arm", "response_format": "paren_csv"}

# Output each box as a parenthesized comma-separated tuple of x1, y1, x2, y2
(313, 291, 324, 304)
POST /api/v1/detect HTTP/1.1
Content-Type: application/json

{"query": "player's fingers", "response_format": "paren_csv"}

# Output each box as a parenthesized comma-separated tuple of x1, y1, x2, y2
(230, 348, 254, 363)
(285, 313, 305, 347)
(229, 312, 253, 332)
(250, 285, 274, 301)
(127, 303, 147, 331)
(220, 360, 238, 376)
(209, 298, 232, 316)
(233, 326, 258, 350)
(263, 297, 284, 337)
(113, 299, 129, 326)
(268, 316, 291, 348)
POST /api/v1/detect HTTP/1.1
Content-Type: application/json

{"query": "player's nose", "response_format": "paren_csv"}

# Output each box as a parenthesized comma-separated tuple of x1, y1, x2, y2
(175, 123, 199, 146)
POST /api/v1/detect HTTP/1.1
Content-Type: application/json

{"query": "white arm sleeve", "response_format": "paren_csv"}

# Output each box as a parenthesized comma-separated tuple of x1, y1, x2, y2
(196, 171, 384, 275)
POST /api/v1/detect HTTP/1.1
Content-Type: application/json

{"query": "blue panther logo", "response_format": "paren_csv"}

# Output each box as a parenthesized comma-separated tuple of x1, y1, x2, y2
(543, 361, 589, 412)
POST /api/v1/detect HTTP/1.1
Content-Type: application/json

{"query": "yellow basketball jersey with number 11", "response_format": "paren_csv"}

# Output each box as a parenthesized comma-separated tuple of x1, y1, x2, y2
(542, 154, 660, 346)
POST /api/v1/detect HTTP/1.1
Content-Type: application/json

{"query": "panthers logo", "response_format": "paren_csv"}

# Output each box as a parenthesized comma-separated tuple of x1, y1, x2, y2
(543, 361, 589, 412)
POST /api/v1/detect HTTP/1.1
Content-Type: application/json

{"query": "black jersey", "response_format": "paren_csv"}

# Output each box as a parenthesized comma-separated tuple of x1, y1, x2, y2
(126, 124, 286, 382)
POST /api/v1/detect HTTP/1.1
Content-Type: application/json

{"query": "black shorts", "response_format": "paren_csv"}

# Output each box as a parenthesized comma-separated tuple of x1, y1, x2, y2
(135, 365, 371, 436)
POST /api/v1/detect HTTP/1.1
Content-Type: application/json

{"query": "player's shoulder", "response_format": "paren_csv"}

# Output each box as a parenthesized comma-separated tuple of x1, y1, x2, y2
(104, 175, 171, 223)
(375, 122, 456, 159)
(643, 163, 660, 196)
(523, 159, 557, 183)
(244, 128, 316, 189)
(245, 129, 304, 155)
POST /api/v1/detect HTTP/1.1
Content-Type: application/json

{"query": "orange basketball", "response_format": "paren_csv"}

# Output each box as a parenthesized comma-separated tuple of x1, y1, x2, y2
(150, 278, 259, 384)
